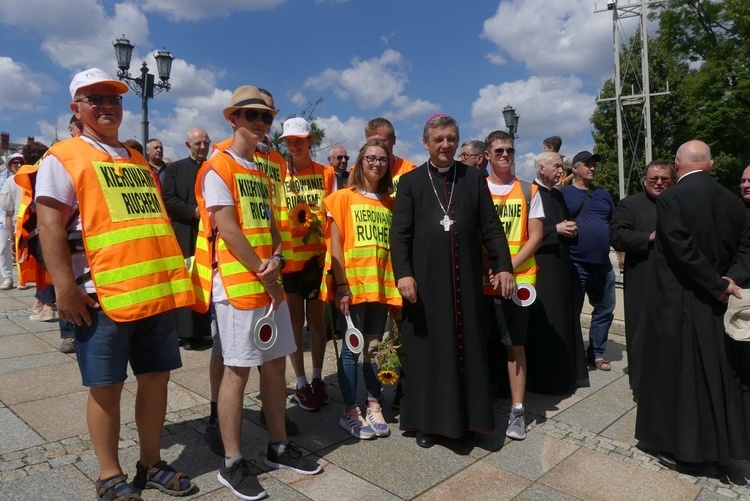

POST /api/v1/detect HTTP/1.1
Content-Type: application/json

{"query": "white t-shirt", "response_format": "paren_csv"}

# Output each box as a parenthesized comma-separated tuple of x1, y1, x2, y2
(35, 137, 131, 292)
(202, 151, 260, 302)
(487, 177, 545, 220)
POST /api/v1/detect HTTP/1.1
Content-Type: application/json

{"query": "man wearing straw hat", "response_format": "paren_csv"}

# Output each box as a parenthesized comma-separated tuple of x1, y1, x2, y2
(192, 85, 321, 500)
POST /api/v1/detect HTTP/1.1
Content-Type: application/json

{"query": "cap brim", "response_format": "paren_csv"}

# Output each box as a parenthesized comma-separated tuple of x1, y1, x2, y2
(77, 80, 129, 96)
(222, 104, 278, 121)
(279, 132, 310, 139)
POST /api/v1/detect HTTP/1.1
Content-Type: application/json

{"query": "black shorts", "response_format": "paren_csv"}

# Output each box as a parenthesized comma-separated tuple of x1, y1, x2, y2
(282, 258, 324, 300)
(485, 295, 528, 347)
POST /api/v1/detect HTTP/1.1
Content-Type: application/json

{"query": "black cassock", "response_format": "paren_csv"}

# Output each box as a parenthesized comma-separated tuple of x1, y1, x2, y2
(162, 157, 211, 342)
(635, 171, 750, 464)
(391, 162, 512, 438)
(609, 191, 657, 398)
(525, 181, 588, 394)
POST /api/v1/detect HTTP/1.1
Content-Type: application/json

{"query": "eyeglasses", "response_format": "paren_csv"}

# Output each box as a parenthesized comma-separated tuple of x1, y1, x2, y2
(75, 95, 123, 107)
(492, 147, 516, 156)
(243, 109, 274, 126)
(646, 176, 672, 183)
(364, 155, 389, 165)
(330, 155, 349, 161)
(458, 153, 482, 161)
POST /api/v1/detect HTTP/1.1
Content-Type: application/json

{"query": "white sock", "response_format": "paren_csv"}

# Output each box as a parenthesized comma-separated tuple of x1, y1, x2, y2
(513, 403, 524, 410)
(296, 376, 308, 389)
(312, 367, 322, 380)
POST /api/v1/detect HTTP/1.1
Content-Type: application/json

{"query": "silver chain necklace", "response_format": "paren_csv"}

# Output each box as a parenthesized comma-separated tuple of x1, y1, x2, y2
(426, 162, 456, 231)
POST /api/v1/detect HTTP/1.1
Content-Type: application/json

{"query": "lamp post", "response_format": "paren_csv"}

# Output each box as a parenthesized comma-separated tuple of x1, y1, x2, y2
(113, 36, 174, 148)
(502, 104, 520, 139)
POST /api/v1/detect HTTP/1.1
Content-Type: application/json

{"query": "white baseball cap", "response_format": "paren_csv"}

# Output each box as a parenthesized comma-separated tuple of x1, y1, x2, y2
(280, 117, 311, 139)
(69, 68, 128, 100)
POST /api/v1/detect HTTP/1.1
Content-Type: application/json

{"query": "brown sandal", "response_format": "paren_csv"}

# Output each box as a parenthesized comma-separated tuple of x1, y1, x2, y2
(594, 358, 612, 371)
(133, 460, 195, 496)
(96, 473, 143, 501)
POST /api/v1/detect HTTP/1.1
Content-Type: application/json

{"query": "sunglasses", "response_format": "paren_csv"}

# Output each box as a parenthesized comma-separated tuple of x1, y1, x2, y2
(243, 109, 274, 126)
(492, 147, 516, 156)
(330, 155, 350, 161)
(75, 95, 123, 107)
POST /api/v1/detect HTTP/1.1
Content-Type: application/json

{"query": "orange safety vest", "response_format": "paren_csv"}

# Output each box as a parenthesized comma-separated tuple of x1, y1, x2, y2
(48, 138, 194, 321)
(190, 152, 276, 312)
(284, 162, 334, 272)
(13, 163, 53, 289)
(213, 139, 292, 264)
(322, 189, 402, 307)
(484, 179, 538, 294)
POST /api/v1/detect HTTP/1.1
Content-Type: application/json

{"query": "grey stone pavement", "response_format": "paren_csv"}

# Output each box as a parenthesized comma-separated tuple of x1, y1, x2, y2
(2, 272, 750, 500)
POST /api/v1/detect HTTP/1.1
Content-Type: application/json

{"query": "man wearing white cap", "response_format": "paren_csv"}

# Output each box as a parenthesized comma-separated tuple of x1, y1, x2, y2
(191, 86, 321, 500)
(36, 68, 196, 500)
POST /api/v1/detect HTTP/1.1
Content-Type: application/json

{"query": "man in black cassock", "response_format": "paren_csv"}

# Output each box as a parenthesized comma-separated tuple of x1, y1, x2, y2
(635, 140, 750, 472)
(526, 152, 588, 394)
(162, 127, 212, 350)
(390, 114, 514, 448)
(609, 160, 673, 399)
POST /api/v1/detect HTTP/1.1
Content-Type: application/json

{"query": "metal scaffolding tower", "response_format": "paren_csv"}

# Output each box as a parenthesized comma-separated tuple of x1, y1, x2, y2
(595, 0, 670, 199)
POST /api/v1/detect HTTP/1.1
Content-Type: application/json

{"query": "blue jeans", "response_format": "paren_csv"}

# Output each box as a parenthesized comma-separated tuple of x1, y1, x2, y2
(572, 261, 615, 359)
(336, 302, 387, 406)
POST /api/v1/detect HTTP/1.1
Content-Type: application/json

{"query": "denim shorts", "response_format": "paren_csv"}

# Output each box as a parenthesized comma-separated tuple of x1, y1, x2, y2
(74, 307, 182, 387)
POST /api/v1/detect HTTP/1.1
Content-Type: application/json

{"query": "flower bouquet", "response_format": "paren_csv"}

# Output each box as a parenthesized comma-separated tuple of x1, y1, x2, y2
(376, 320, 401, 385)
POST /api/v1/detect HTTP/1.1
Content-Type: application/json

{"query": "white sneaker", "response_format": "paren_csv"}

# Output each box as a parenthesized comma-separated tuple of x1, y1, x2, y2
(17, 283, 30, 290)
(338, 407, 376, 440)
(365, 404, 391, 437)
(506, 406, 527, 440)
(0, 278, 13, 290)
(30, 304, 56, 322)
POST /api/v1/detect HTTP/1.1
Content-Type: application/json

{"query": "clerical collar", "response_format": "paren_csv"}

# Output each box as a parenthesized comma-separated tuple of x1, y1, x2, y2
(429, 161, 454, 174)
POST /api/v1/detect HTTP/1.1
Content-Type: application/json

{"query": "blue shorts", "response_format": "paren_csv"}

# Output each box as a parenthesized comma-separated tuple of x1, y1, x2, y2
(74, 307, 182, 387)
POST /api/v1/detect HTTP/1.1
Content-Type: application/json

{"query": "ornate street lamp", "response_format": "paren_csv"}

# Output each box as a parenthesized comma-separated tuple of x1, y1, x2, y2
(113, 35, 173, 148)
(502, 104, 520, 139)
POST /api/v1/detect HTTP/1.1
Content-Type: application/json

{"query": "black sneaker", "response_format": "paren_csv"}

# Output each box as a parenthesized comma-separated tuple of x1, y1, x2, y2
(217, 458, 266, 500)
(264, 441, 322, 475)
(259, 408, 300, 436)
(205, 421, 225, 456)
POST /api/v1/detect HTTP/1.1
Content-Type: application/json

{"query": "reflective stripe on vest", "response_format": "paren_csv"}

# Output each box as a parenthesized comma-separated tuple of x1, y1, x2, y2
(191, 152, 276, 310)
(485, 180, 538, 293)
(49, 138, 194, 320)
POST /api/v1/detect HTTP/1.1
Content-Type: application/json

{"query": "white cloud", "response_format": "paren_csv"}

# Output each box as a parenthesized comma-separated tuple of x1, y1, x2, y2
(471, 75, 596, 146)
(289, 92, 306, 107)
(0, 57, 47, 112)
(390, 96, 440, 121)
(482, 0, 613, 77)
(139, 0, 285, 22)
(305, 49, 407, 109)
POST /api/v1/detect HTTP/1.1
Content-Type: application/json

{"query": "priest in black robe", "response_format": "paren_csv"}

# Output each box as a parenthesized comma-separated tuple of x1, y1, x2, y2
(635, 140, 750, 470)
(162, 127, 212, 349)
(391, 115, 514, 448)
(526, 152, 588, 394)
(609, 161, 673, 399)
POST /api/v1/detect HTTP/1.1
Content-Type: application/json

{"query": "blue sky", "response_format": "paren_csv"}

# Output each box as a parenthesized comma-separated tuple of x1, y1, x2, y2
(0, 0, 631, 180)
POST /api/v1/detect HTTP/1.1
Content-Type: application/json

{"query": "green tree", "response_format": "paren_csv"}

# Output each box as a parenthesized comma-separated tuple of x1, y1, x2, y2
(651, 0, 750, 190)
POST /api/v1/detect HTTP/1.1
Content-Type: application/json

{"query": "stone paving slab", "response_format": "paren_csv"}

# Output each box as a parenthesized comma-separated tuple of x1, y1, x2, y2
(484, 433, 580, 481)
(539, 447, 701, 500)
(514, 483, 582, 500)
(0, 333, 57, 359)
(417, 461, 531, 500)
(0, 317, 29, 337)
(553, 391, 632, 435)
(0, 360, 82, 405)
(0, 351, 71, 374)
(5, 313, 60, 334)
(0, 463, 93, 501)
(600, 407, 638, 446)
(0, 407, 45, 455)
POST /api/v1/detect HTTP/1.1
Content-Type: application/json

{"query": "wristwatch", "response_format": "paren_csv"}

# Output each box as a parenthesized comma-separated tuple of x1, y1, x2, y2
(272, 254, 286, 270)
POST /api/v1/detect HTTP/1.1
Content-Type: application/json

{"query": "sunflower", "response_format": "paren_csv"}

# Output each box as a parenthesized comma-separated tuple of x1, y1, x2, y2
(378, 370, 399, 385)
(289, 203, 313, 231)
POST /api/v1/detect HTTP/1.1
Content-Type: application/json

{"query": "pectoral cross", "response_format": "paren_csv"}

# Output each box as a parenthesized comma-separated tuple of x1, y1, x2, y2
(440, 214, 454, 231)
